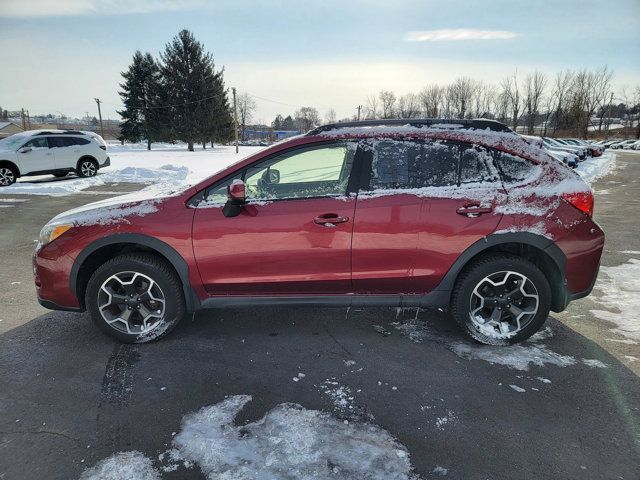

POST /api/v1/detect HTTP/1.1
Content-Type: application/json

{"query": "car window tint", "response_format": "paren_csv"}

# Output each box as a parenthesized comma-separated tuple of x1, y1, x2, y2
(22, 138, 48, 149)
(460, 146, 500, 184)
(493, 151, 537, 184)
(48, 137, 70, 148)
(243, 144, 355, 201)
(71, 137, 90, 145)
(369, 140, 459, 190)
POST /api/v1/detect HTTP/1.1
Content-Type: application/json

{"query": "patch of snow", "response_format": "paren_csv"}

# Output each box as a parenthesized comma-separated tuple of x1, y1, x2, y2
(172, 395, 417, 480)
(509, 384, 526, 393)
(79, 451, 161, 480)
(581, 359, 608, 368)
(449, 342, 576, 371)
(536, 377, 552, 384)
(432, 465, 448, 476)
(605, 338, 638, 345)
(575, 152, 616, 183)
(435, 411, 457, 430)
(624, 355, 638, 362)
(590, 258, 640, 340)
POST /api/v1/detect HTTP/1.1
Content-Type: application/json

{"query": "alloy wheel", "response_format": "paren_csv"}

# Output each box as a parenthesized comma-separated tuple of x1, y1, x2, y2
(81, 161, 97, 177)
(0, 167, 15, 186)
(98, 271, 166, 335)
(469, 270, 539, 338)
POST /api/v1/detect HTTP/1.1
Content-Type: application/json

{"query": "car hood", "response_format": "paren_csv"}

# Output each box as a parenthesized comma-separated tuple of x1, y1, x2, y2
(48, 187, 189, 227)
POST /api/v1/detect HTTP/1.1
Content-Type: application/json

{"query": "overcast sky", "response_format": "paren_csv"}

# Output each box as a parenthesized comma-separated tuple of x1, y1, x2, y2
(1, 0, 638, 123)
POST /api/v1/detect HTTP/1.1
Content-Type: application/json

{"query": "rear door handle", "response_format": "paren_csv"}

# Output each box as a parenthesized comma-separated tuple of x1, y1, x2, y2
(456, 204, 492, 217)
(314, 213, 349, 225)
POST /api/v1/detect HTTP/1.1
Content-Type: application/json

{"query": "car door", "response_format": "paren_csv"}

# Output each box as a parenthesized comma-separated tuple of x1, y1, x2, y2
(351, 139, 505, 294)
(47, 136, 76, 169)
(192, 141, 360, 295)
(16, 137, 53, 174)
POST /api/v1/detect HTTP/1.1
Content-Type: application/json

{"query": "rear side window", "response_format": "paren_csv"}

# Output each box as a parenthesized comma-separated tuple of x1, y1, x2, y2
(70, 137, 90, 145)
(493, 151, 537, 185)
(48, 137, 75, 148)
(367, 140, 498, 190)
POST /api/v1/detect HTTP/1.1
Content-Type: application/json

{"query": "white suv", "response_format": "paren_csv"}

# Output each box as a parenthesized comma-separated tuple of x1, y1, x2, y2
(0, 130, 110, 186)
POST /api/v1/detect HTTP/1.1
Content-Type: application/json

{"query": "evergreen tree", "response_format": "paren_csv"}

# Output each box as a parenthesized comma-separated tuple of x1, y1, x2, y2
(282, 115, 295, 130)
(272, 114, 284, 130)
(160, 29, 231, 151)
(118, 51, 161, 150)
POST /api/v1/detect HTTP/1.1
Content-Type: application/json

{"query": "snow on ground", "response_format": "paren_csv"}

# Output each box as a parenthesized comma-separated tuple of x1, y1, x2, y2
(2, 143, 264, 196)
(575, 151, 616, 184)
(79, 451, 160, 480)
(591, 258, 640, 341)
(81, 395, 419, 480)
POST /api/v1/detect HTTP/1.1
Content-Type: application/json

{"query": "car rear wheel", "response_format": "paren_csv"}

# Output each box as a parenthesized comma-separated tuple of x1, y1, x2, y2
(0, 166, 17, 186)
(451, 255, 551, 345)
(77, 159, 98, 177)
(85, 253, 185, 343)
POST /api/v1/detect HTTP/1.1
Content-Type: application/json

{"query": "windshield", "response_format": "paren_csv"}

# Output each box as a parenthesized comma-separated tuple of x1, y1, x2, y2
(0, 134, 28, 150)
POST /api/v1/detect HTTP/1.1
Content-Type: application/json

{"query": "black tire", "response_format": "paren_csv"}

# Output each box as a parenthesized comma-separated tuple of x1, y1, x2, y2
(0, 165, 17, 186)
(77, 158, 98, 178)
(53, 172, 68, 178)
(450, 254, 551, 346)
(85, 253, 185, 343)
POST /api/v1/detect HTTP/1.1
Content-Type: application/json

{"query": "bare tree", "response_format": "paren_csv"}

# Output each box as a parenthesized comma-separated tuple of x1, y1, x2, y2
(523, 71, 547, 134)
(550, 70, 574, 135)
(324, 108, 337, 124)
(237, 92, 257, 141)
(397, 93, 420, 118)
(294, 106, 320, 132)
(419, 85, 443, 117)
(501, 72, 521, 130)
(365, 94, 379, 119)
(379, 90, 397, 118)
(448, 77, 478, 119)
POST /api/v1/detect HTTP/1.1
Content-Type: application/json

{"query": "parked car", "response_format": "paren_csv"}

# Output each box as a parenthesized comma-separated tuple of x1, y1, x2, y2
(541, 137, 587, 160)
(629, 140, 640, 150)
(563, 138, 603, 157)
(34, 119, 604, 346)
(521, 135, 578, 168)
(610, 139, 638, 150)
(0, 130, 109, 186)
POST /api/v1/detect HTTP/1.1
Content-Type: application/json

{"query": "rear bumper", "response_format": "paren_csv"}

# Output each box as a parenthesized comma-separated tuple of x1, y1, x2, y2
(99, 157, 110, 168)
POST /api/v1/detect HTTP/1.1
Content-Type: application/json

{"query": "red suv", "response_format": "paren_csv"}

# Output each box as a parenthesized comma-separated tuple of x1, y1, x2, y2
(33, 119, 604, 345)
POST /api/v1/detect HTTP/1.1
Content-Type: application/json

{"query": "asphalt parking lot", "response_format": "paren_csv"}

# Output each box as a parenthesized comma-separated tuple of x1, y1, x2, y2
(1, 155, 639, 480)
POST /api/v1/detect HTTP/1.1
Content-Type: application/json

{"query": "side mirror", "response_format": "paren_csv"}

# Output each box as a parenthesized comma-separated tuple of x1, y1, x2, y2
(263, 168, 280, 184)
(18, 147, 32, 153)
(222, 179, 246, 217)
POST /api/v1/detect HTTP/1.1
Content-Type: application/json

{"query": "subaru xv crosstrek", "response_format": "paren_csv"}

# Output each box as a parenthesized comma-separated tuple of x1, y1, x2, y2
(33, 119, 604, 345)
(0, 129, 109, 186)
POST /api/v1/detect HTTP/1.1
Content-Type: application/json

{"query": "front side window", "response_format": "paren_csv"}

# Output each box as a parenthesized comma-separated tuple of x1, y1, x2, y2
(202, 143, 356, 205)
(22, 137, 48, 150)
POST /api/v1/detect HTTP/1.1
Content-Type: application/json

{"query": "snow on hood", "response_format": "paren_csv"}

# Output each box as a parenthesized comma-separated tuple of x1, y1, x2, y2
(48, 188, 169, 227)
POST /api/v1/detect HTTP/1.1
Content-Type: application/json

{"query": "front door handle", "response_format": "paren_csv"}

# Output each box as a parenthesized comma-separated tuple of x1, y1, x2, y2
(314, 213, 349, 226)
(456, 204, 492, 217)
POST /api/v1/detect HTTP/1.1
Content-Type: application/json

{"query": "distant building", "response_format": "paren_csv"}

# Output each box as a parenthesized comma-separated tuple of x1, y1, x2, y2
(0, 122, 24, 139)
(244, 127, 300, 141)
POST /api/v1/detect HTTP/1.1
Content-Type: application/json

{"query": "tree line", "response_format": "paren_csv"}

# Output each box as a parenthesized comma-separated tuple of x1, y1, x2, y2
(118, 29, 233, 151)
(358, 67, 639, 138)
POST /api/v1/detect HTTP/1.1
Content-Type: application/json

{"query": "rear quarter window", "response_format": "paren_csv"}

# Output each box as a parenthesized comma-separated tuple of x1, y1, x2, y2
(492, 151, 538, 185)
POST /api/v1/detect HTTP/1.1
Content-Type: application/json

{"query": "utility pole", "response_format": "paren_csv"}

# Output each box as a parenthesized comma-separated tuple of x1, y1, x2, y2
(21, 108, 26, 130)
(94, 98, 105, 138)
(232, 87, 239, 154)
(26, 110, 31, 130)
(357, 105, 362, 121)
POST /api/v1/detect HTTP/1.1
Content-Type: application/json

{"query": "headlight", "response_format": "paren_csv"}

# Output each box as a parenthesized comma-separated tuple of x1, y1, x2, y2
(38, 223, 73, 246)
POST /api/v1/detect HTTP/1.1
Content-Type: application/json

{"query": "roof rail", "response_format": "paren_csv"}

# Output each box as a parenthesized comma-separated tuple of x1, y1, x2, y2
(307, 118, 513, 135)
(34, 130, 88, 136)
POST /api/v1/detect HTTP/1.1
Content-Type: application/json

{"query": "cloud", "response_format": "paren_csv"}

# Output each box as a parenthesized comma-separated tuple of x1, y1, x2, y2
(0, 0, 205, 17)
(405, 29, 518, 42)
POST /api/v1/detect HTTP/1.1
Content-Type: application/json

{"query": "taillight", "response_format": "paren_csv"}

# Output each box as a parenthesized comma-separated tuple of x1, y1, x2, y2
(99, 145, 107, 150)
(562, 191, 594, 217)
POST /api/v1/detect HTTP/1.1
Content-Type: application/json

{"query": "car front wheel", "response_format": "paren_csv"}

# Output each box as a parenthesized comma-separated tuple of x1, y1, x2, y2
(0, 166, 17, 186)
(451, 255, 551, 345)
(85, 253, 186, 343)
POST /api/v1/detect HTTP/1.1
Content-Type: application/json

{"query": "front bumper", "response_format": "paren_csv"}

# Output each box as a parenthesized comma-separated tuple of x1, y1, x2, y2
(33, 247, 82, 311)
